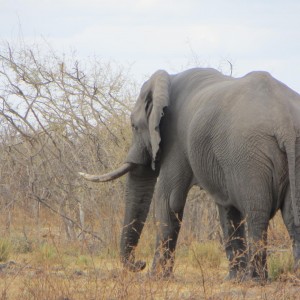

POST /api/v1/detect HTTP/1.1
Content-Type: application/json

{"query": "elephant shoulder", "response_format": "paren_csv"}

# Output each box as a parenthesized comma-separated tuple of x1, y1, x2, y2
(243, 70, 272, 79)
(240, 70, 286, 93)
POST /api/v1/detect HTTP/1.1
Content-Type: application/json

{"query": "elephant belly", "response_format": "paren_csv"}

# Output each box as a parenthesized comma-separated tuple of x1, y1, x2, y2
(187, 115, 288, 211)
(188, 140, 231, 206)
(190, 148, 286, 213)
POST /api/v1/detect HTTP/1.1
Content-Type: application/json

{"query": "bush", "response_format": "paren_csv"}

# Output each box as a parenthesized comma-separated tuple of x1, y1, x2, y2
(0, 239, 11, 262)
(268, 251, 293, 281)
(11, 236, 34, 254)
(76, 255, 92, 267)
(36, 243, 58, 264)
(188, 241, 222, 269)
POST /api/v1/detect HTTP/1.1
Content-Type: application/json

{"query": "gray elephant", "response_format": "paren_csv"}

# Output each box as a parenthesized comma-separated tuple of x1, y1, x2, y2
(80, 68, 300, 281)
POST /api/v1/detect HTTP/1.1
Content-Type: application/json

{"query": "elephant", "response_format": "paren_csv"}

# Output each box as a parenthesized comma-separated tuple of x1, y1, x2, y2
(79, 68, 300, 281)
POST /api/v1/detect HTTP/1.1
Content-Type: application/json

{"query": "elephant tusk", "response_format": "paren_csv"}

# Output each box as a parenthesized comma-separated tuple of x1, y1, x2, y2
(78, 163, 135, 182)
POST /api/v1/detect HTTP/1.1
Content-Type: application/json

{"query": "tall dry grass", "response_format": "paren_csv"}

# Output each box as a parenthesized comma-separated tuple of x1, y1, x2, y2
(0, 212, 298, 299)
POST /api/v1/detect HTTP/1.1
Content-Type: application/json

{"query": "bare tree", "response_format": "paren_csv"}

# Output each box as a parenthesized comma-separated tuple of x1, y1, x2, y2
(0, 43, 135, 246)
(0, 42, 220, 253)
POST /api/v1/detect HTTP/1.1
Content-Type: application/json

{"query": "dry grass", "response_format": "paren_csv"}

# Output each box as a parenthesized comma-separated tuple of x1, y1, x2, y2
(0, 251, 299, 299)
(0, 210, 299, 300)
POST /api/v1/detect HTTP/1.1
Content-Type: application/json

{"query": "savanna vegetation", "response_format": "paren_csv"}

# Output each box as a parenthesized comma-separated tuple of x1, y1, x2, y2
(0, 42, 299, 299)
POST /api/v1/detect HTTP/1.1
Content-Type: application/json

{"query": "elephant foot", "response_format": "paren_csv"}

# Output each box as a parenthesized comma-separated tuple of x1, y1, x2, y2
(149, 270, 174, 281)
(149, 264, 174, 280)
(293, 260, 300, 277)
(224, 269, 238, 281)
(238, 267, 268, 284)
(123, 260, 146, 272)
(224, 267, 247, 282)
(225, 258, 247, 281)
(150, 255, 175, 280)
(224, 265, 268, 283)
(293, 244, 300, 276)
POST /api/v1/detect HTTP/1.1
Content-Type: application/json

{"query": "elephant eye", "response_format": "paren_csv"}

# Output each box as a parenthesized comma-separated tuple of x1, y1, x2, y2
(131, 123, 138, 131)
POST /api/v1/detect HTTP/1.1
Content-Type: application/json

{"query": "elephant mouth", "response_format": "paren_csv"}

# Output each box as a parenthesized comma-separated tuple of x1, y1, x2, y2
(78, 162, 135, 182)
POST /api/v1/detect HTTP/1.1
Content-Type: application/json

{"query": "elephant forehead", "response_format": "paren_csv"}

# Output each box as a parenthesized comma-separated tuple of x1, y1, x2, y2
(132, 99, 143, 114)
(132, 100, 146, 120)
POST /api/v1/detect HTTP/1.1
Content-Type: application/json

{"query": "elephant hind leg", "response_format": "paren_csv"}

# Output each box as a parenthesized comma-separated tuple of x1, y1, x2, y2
(292, 226, 300, 273)
(281, 187, 300, 274)
(218, 205, 247, 280)
(232, 169, 272, 281)
(246, 211, 269, 281)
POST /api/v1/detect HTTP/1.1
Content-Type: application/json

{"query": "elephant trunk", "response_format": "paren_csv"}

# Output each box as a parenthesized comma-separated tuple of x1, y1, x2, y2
(121, 167, 157, 272)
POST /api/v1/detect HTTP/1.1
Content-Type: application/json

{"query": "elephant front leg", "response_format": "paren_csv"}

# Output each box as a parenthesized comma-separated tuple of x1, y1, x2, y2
(151, 178, 190, 278)
(151, 209, 183, 278)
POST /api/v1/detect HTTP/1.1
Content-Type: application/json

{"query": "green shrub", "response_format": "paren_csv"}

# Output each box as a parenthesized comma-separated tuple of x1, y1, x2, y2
(76, 255, 92, 267)
(0, 239, 11, 262)
(12, 236, 33, 254)
(36, 243, 58, 264)
(268, 251, 293, 281)
(189, 241, 222, 269)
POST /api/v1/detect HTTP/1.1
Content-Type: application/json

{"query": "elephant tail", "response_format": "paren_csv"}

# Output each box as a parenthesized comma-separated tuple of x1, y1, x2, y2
(282, 134, 300, 226)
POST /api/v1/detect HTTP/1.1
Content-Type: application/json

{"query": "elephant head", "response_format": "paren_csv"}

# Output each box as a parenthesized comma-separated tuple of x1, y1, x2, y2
(79, 70, 171, 271)
(126, 70, 170, 169)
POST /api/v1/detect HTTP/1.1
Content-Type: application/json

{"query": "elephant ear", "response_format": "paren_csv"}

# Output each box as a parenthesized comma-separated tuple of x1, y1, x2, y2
(146, 70, 170, 169)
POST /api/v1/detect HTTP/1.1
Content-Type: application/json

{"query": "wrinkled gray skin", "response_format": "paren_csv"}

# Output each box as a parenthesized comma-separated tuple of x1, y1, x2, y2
(81, 68, 300, 281)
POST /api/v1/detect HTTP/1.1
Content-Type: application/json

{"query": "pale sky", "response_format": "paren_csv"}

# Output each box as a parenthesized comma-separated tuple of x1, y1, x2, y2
(1, 0, 300, 92)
